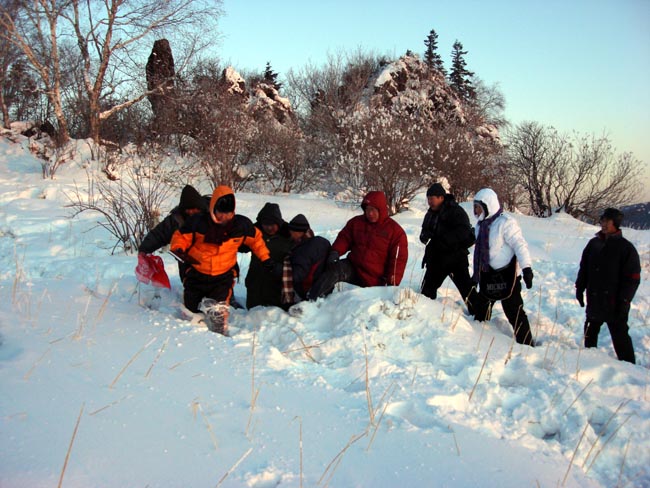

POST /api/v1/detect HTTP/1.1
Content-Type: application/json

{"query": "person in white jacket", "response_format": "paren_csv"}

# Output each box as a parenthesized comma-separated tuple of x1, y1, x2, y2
(471, 188, 535, 346)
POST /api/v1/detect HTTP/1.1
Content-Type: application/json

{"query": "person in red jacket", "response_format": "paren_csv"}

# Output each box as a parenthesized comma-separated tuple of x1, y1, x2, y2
(309, 191, 408, 299)
(170, 185, 272, 334)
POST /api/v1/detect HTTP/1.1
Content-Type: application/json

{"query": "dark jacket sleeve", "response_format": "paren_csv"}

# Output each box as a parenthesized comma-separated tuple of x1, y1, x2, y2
(420, 210, 434, 244)
(619, 241, 641, 303)
(575, 241, 591, 292)
(139, 213, 180, 253)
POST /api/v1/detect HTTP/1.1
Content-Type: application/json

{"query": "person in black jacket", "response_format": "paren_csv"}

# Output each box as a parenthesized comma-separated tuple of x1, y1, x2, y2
(280, 214, 331, 308)
(575, 208, 641, 363)
(139, 185, 209, 275)
(243, 203, 293, 309)
(420, 183, 476, 313)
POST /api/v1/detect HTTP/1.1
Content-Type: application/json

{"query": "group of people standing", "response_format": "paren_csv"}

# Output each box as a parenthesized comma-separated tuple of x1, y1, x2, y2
(137, 182, 641, 364)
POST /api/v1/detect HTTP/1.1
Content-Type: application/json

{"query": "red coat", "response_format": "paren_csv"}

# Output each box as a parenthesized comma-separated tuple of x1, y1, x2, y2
(332, 191, 408, 287)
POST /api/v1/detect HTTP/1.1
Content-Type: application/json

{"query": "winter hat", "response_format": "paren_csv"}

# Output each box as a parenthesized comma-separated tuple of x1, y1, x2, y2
(600, 208, 624, 229)
(178, 185, 205, 211)
(288, 214, 310, 232)
(210, 185, 236, 215)
(426, 183, 446, 197)
(257, 202, 284, 226)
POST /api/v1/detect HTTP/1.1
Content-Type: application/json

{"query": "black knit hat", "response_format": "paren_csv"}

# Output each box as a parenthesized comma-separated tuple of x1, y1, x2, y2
(600, 208, 624, 229)
(288, 214, 310, 232)
(257, 202, 284, 226)
(426, 183, 446, 197)
(179, 185, 205, 211)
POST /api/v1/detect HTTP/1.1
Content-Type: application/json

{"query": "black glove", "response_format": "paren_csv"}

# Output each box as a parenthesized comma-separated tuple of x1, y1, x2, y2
(522, 267, 533, 289)
(575, 288, 585, 307)
(327, 250, 339, 265)
(262, 258, 276, 273)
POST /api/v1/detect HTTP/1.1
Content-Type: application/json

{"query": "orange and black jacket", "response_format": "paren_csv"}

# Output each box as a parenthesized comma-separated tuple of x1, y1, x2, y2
(170, 189, 270, 277)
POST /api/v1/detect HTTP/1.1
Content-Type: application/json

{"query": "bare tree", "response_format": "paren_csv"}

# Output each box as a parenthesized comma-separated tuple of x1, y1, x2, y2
(0, 0, 221, 143)
(252, 123, 313, 193)
(505, 121, 642, 219)
(336, 107, 436, 214)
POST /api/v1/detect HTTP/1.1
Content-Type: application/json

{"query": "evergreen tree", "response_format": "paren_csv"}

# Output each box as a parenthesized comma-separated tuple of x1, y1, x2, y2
(448, 40, 475, 102)
(423, 29, 445, 74)
(263, 61, 282, 91)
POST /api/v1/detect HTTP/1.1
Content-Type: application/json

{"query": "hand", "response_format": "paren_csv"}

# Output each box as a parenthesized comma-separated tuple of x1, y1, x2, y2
(575, 288, 584, 307)
(327, 250, 339, 265)
(262, 258, 276, 273)
(522, 267, 533, 289)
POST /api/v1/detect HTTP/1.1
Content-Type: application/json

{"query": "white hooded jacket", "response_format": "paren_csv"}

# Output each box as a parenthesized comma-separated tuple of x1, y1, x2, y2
(474, 188, 532, 272)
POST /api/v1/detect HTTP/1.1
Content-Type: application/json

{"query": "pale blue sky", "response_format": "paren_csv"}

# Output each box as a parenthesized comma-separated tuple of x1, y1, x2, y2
(218, 0, 650, 202)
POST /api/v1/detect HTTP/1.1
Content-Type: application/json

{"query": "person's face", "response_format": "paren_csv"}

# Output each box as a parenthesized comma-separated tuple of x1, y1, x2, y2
(184, 208, 201, 217)
(600, 217, 617, 235)
(290, 230, 305, 242)
(212, 210, 234, 225)
(364, 205, 380, 223)
(262, 223, 279, 236)
(427, 195, 444, 211)
(473, 203, 484, 218)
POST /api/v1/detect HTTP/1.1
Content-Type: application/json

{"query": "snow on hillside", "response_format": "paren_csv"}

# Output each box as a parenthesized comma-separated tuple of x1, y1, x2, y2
(1, 135, 649, 488)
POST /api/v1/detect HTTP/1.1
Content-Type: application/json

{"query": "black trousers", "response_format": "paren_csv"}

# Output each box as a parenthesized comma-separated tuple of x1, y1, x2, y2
(584, 310, 636, 363)
(421, 260, 475, 314)
(473, 278, 534, 346)
(183, 269, 235, 312)
(308, 259, 363, 299)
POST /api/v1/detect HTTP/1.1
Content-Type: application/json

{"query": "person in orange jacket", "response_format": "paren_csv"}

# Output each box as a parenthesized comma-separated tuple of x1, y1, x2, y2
(170, 185, 272, 334)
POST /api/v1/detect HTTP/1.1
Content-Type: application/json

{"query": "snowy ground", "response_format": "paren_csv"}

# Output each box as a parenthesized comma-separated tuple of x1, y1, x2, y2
(0, 134, 649, 488)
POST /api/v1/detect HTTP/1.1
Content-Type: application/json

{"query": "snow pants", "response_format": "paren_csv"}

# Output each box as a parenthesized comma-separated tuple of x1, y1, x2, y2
(473, 278, 535, 346)
(421, 259, 475, 315)
(584, 306, 636, 363)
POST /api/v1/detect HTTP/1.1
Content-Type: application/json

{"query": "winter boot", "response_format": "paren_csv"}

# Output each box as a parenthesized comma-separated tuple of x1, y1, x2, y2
(199, 298, 230, 336)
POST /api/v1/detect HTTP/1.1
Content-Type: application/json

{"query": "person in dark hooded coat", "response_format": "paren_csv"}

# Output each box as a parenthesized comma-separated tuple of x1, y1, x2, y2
(139, 184, 209, 275)
(309, 191, 408, 298)
(575, 208, 641, 363)
(278, 214, 331, 308)
(244, 202, 293, 309)
(420, 182, 476, 313)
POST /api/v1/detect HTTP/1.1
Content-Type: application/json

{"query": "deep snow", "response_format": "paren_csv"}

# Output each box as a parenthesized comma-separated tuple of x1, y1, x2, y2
(0, 135, 649, 488)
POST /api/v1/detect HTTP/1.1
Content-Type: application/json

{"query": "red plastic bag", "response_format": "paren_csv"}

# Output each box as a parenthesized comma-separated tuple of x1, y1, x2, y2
(135, 253, 171, 289)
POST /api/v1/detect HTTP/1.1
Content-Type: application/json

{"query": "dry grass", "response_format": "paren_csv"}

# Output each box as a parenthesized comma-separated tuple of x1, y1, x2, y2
(283, 326, 322, 363)
(109, 337, 157, 388)
(23, 348, 51, 380)
(469, 337, 494, 402)
(562, 379, 593, 416)
(448, 424, 461, 456)
(215, 447, 253, 487)
(246, 324, 260, 439)
(57, 403, 85, 488)
(585, 413, 634, 474)
(318, 430, 368, 487)
(89, 395, 132, 416)
(145, 336, 169, 379)
(191, 399, 219, 451)
(562, 420, 590, 486)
